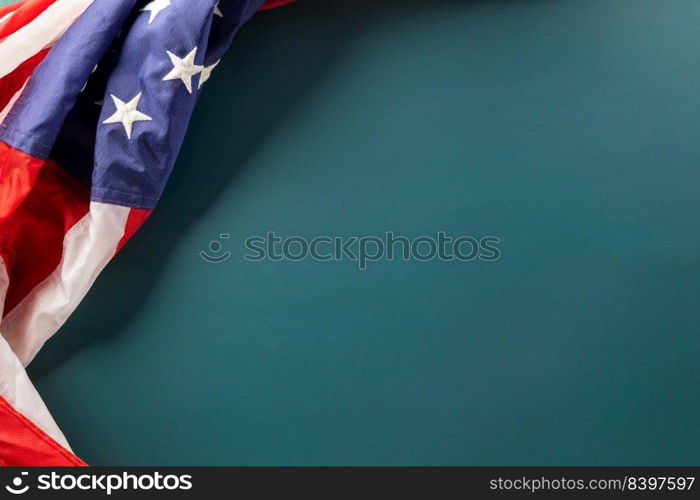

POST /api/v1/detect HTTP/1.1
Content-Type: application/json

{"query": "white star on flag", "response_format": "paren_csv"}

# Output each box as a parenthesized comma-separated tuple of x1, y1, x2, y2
(102, 92, 153, 139)
(141, 0, 171, 25)
(163, 48, 203, 94)
(214, 1, 223, 17)
(199, 60, 220, 89)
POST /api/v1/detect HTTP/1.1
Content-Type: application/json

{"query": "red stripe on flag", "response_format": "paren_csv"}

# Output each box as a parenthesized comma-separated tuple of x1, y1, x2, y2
(260, 0, 295, 10)
(0, 148, 89, 316)
(0, 48, 48, 111)
(0, 396, 86, 466)
(0, 2, 20, 20)
(0, 141, 44, 220)
(0, 0, 58, 40)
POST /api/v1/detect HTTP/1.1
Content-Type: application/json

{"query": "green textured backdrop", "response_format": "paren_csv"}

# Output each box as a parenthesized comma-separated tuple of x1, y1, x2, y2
(4, 0, 700, 464)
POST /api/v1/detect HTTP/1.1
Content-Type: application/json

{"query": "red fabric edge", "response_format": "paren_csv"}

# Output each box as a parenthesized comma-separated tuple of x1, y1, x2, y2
(0, 397, 87, 466)
(0, 48, 48, 112)
(260, 0, 295, 11)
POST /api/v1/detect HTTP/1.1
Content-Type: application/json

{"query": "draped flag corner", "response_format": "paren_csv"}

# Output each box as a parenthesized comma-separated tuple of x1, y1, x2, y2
(0, 0, 294, 466)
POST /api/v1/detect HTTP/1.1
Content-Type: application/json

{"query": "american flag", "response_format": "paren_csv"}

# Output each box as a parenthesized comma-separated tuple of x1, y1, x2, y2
(0, 0, 291, 466)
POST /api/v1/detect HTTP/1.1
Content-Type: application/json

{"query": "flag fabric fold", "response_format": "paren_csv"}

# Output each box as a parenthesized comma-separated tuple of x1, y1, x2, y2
(0, 0, 292, 466)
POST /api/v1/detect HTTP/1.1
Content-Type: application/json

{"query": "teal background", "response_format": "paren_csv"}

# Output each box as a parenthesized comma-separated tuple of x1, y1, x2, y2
(6, 0, 700, 464)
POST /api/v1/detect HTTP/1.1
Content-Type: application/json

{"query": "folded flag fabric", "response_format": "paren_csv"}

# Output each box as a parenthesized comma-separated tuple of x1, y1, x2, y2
(0, 0, 292, 466)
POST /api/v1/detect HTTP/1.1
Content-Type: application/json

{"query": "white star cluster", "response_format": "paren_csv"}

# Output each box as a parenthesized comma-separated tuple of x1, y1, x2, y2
(103, 0, 224, 139)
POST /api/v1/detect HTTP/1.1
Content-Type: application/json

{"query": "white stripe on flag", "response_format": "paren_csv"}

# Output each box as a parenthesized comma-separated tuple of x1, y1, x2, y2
(1, 202, 130, 366)
(0, 327, 72, 450)
(0, 0, 94, 79)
